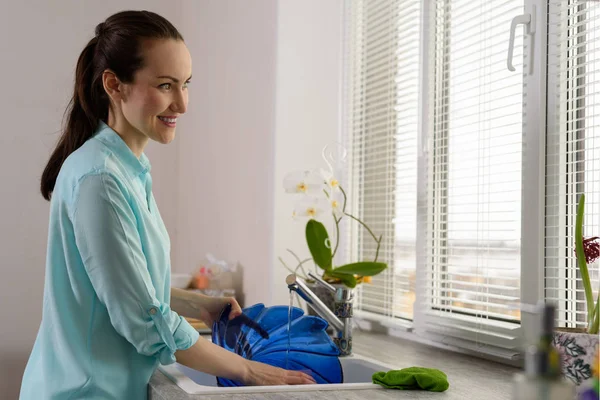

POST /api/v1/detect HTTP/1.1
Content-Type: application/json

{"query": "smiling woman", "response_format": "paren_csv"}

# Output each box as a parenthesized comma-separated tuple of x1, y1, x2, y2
(21, 10, 314, 400)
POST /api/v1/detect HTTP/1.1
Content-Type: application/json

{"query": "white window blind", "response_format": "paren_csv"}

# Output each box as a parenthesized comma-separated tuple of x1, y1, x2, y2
(546, 0, 600, 329)
(343, 0, 600, 359)
(344, 0, 421, 321)
(417, 0, 524, 357)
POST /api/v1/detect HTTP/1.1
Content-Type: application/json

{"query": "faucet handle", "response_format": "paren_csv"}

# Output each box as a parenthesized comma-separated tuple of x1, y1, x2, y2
(308, 272, 337, 294)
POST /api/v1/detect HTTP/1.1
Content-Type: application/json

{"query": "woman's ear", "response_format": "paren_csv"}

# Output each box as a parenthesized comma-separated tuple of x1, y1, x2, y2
(102, 69, 126, 103)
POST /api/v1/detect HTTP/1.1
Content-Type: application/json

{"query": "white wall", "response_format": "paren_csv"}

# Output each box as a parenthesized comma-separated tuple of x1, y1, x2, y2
(174, 0, 279, 308)
(174, 0, 343, 308)
(271, 0, 343, 306)
(0, 0, 342, 397)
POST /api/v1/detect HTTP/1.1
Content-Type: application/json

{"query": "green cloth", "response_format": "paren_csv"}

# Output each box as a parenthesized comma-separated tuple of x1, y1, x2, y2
(372, 367, 449, 392)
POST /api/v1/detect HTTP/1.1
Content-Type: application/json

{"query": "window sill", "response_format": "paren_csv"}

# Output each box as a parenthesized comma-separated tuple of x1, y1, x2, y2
(353, 314, 523, 368)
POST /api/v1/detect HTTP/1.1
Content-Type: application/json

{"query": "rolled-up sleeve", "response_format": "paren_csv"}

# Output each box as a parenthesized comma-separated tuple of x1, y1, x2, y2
(72, 172, 199, 365)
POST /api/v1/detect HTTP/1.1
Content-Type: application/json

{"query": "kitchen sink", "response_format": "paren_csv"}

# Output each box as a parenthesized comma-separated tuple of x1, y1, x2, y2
(158, 353, 395, 394)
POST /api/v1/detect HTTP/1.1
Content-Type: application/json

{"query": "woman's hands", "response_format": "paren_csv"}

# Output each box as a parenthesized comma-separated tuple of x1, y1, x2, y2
(170, 287, 242, 326)
(196, 295, 242, 326)
(242, 360, 316, 386)
(171, 289, 316, 386)
(176, 337, 316, 387)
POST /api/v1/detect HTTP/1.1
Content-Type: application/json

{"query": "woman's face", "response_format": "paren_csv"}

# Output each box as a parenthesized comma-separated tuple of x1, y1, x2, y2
(120, 39, 192, 145)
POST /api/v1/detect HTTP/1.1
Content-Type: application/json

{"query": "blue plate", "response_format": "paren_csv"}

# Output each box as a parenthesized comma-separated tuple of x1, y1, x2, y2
(211, 303, 343, 386)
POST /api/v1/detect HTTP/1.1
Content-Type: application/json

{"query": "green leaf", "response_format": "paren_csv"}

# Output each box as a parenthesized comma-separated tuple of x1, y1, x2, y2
(327, 270, 357, 288)
(305, 219, 332, 271)
(333, 262, 387, 276)
(575, 195, 595, 327)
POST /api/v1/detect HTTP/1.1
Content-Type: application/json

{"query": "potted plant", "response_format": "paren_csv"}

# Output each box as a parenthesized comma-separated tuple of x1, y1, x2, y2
(552, 194, 600, 386)
(279, 146, 387, 312)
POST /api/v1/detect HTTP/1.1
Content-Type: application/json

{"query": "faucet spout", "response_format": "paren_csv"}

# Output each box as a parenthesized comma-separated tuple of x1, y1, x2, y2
(286, 274, 344, 333)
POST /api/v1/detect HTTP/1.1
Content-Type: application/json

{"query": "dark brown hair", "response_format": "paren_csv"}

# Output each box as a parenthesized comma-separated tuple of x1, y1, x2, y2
(40, 10, 184, 200)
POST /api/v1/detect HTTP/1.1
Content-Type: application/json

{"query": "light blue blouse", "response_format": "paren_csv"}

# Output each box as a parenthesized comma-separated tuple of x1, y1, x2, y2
(20, 121, 199, 399)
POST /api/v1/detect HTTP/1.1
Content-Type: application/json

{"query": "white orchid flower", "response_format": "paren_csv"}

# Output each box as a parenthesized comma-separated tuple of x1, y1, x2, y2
(292, 195, 331, 220)
(328, 189, 345, 219)
(319, 168, 341, 192)
(283, 170, 324, 194)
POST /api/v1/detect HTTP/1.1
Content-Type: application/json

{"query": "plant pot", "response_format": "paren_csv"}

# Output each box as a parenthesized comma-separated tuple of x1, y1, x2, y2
(553, 328, 599, 386)
(305, 282, 351, 333)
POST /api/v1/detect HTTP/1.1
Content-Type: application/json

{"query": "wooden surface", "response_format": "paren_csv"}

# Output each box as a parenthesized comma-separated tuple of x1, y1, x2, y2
(149, 331, 523, 399)
(184, 317, 209, 332)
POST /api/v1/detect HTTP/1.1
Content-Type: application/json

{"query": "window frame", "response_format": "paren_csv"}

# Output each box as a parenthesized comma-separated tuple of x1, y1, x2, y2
(344, 0, 600, 359)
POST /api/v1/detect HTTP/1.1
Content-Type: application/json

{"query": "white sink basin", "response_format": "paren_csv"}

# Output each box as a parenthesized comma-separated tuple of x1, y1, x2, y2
(159, 353, 395, 394)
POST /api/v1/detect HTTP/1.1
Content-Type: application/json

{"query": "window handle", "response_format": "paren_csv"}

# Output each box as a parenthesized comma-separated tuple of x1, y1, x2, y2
(507, 5, 536, 74)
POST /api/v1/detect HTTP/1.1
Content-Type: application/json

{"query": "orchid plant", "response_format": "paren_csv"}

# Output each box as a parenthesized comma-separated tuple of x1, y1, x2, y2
(279, 145, 387, 288)
(575, 194, 600, 334)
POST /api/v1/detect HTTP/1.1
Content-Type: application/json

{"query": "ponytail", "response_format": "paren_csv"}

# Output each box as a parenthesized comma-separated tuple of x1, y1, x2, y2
(40, 37, 106, 200)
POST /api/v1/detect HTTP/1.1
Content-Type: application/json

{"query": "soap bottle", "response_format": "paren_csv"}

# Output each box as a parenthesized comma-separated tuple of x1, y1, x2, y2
(512, 302, 576, 400)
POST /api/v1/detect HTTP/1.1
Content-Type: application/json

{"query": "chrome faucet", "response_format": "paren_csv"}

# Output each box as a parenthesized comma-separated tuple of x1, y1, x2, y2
(286, 272, 353, 356)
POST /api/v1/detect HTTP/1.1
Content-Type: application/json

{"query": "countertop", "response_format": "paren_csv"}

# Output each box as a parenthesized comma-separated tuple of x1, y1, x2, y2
(149, 331, 521, 399)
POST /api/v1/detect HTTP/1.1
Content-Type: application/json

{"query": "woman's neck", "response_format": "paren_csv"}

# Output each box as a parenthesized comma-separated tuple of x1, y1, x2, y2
(106, 112, 148, 158)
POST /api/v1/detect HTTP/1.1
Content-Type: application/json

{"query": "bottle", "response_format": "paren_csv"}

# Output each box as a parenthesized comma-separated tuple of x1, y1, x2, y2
(193, 266, 210, 290)
(512, 302, 576, 400)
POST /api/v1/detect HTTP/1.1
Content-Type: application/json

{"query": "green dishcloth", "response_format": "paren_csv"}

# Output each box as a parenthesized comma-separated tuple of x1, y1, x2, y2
(372, 367, 449, 392)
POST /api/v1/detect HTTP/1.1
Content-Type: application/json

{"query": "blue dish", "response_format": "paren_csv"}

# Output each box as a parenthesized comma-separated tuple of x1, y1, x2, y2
(211, 303, 343, 386)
